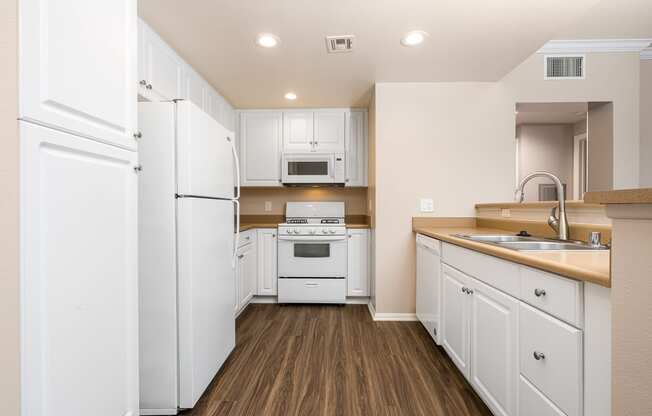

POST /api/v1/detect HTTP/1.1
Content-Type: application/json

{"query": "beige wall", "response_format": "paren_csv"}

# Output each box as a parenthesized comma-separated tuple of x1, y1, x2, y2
(240, 187, 367, 216)
(641, 60, 652, 186)
(0, 0, 20, 413)
(372, 52, 642, 314)
(608, 205, 652, 416)
(517, 124, 574, 200)
(373, 82, 514, 314)
(588, 102, 614, 191)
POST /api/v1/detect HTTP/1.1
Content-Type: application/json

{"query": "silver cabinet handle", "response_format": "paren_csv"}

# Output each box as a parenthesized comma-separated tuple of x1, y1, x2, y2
(133, 164, 143, 173)
(133, 131, 142, 139)
(139, 80, 147, 86)
(533, 351, 546, 361)
(237, 254, 244, 259)
(467, 288, 474, 295)
(461, 287, 467, 294)
(534, 288, 546, 297)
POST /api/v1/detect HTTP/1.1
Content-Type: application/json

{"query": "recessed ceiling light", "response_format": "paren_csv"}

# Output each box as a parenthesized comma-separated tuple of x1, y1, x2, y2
(256, 33, 280, 48)
(284, 92, 297, 100)
(401, 30, 428, 47)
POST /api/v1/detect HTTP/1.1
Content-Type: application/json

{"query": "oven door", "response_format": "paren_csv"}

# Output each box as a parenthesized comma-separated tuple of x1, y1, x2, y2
(281, 153, 334, 184)
(277, 235, 347, 278)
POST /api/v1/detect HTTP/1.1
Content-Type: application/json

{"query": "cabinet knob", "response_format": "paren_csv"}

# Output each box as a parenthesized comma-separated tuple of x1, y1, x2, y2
(533, 351, 546, 361)
(133, 131, 142, 139)
(461, 287, 467, 294)
(133, 164, 143, 173)
(139, 79, 147, 86)
(534, 288, 546, 297)
(146, 83, 153, 90)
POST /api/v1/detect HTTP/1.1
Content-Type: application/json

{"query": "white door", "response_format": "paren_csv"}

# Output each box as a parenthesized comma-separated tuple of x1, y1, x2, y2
(314, 110, 346, 152)
(283, 111, 314, 152)
(20, 0, 137, 150)
(138, 19, 184, 101)
(346, 111, 367, 186)
(416, 241, 441, 343)
(441, 264, 471, 379)
(176, 101, 235, 198)
(240, 112, 282, 186)
(177, 198, 235, 409)
(20, 122, 139, 416)
(347, 230, 369, 296)
(257, 229, 278, 295)
(469, 277, 519, 416)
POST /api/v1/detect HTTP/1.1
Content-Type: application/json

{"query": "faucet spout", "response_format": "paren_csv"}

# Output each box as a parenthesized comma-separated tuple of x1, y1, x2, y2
(516, 171, 570, 240)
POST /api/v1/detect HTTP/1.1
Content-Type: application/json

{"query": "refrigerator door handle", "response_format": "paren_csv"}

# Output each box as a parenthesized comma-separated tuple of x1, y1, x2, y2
(227, 136, 241, 200)
(232, 199, 240, 268)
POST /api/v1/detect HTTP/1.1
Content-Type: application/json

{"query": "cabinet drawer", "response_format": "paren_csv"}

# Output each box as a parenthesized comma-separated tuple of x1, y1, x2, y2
(238, 230, 255, 248)
(442, 243, 519, 297)
(278, 278, 346, 303)
(520, 302, 582, 416)
(519, 376, 567, 416)
(416, 234, 441, 255)
(520, 266, 583, 327)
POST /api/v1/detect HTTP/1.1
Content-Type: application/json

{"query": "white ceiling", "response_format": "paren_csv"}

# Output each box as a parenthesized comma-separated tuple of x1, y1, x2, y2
(516, 103, 588, 125)
(138, 0, 649, 109)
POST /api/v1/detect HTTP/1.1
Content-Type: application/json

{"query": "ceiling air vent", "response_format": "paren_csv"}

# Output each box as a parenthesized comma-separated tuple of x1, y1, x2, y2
(544, 55, 585, 79)
(325, 35, 354, 53)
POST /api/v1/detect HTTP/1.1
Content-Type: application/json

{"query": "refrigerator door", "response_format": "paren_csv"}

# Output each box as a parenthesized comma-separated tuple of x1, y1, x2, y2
(176, 101, 235, 199)
(177, 197, 236, 409)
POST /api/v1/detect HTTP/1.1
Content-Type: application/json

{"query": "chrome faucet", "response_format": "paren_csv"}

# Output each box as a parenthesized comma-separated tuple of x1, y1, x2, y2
(515, 171, 570, 240)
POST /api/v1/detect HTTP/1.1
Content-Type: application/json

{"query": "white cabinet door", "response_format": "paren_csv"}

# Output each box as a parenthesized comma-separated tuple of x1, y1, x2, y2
(183, 67, 205, 111)
(241, 112, 282, 186)
(21, 122, 139, 416)
(283, 111, 314, 152)
(347, 229, 369, 296)
(236, 242, 256, 314)
(441, 264, 471, 379)
(416, 239, 441, 344)
(469, 277, 519, 416)
(314, 110, 346, 152)
(346, 111, 367, 186)
(20, 0, 137, 150)
(257, 229, 278, 295)
(139, 20, 184, 102)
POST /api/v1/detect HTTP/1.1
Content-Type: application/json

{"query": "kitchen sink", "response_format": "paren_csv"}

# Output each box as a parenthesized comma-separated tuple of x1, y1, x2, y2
(452, 234, 609, 251)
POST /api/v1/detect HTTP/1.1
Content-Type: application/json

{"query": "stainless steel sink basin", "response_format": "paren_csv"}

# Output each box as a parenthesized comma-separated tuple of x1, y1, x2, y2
(452, 234, 609, 251)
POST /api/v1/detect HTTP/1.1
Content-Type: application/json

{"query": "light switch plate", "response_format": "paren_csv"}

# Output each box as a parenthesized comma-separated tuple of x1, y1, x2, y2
(420, 198, 434, 213)
(264, 201, 272, 212)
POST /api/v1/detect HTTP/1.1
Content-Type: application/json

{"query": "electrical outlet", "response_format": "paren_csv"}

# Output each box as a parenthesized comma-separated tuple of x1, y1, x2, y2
(264, 201, 272, 212)
(501, 208, 511, 217)
(420, 198, 434, 213)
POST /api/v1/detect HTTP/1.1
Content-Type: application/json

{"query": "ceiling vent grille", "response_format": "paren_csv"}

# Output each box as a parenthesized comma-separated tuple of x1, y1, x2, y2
(325, 35, 354, 53)
(544, 55, 585, 79)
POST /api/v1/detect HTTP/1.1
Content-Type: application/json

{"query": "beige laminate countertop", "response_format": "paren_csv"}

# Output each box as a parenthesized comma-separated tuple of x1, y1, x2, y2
(414, 225, 611, 288)
(584, 188, 652, 205)
(240, 223, 370, 232)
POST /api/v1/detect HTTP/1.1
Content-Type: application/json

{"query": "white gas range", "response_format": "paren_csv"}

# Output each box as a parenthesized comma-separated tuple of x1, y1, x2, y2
(277, 202, 347, 304)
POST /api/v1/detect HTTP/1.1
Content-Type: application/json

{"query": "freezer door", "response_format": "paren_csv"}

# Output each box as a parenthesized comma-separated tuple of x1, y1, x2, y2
(176, 101, 235, 199)
(177, 198, 236, 409)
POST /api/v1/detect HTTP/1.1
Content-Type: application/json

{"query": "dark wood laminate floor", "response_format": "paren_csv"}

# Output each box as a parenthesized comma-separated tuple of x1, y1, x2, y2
(183, 304, 492, 416)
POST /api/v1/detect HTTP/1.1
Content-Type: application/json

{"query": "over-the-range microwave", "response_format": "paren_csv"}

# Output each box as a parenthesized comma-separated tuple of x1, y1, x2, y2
(281, 153, 345, 185)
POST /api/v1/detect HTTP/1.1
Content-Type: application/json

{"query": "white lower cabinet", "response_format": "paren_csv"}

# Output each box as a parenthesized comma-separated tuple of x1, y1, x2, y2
(421, 236, 601, 416)
(347, 229, 370, 296)
(257, 228, 278, 295)
(21, 122, 139, 416)
(441, 264, 471, 378)
(416, 234, 441, 343)
(235, 232, 257, 316)
(469, 277, 519, 416)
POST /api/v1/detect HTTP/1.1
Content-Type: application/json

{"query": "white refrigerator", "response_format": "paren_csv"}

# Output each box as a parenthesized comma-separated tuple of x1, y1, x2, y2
(138, 101, 240, 415)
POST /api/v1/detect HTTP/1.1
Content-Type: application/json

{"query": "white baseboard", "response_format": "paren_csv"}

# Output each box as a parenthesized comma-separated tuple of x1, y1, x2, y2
(250, 296, 370, 305)
(366, 302, 418, 321)
(140, 409, 178, 415)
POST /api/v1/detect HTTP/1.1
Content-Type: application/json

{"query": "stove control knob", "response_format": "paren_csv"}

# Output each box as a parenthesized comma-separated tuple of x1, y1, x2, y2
(321, 229, 328, 234)
(293, 228, 300, 234)
(309, 228, 316, 234)
(329, 229, 336, 234)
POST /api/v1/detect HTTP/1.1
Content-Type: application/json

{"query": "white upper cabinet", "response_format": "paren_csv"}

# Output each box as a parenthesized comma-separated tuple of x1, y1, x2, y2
(347, 229, 370, 297)
(283, 111, 314, 152)
(314, 110, 346, 152)
(183, 67, 205, 110)
(20, 0, 138, 150)
(346, 110, 368, 186)
(240, 112, 283, 187)
(139, 21, 184, 102)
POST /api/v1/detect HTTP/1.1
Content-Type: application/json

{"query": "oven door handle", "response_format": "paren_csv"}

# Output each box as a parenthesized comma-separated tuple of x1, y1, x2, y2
(277, 235, 347, 242)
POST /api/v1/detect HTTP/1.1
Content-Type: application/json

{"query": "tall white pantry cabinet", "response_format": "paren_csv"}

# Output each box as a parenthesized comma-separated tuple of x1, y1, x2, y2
(19, 1, 140, 416)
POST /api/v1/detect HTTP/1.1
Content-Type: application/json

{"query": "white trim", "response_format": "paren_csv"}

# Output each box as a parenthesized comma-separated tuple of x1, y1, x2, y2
(538, 39, 652, 54)
(140, 409, 179, 415)
(642, 49, 652, 60)
(367, 300, 376, 319)
(366, 302, 419, 321)
(250, 296, 370, 305)
(250, 295, 278, 304)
